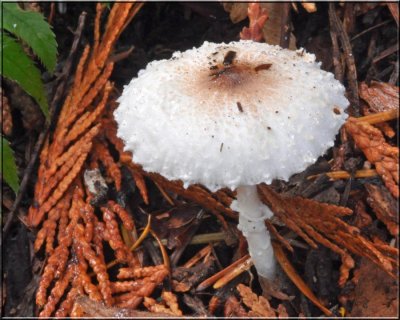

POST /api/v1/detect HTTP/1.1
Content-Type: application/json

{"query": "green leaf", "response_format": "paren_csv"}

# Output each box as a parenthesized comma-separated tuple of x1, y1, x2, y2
(3, 3, 57, 73)
(102, 2, 111, 9)
(1, 137, 20, 194)
(0, 33, 49, 118)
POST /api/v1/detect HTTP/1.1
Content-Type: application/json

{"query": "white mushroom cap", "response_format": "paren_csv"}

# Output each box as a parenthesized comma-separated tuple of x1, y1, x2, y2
(115, 40, 348, 191)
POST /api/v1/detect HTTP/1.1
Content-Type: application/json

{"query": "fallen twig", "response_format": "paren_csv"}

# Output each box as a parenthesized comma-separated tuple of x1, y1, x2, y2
(329, 3, 359, 111)
(328, 5, 344, 83)
(272, 242, 333, 317)
(350, 20, 392, 42)
(2, 130, 47, 240)
(352, 109, 398, 124)
(48, 12, 87, 139)
(372, 44, 399, 64)
(279, 3, 291, 48)
(387, 2, 399, 26)
(196, 254, 250, 291)
(307, 169, 378, 181)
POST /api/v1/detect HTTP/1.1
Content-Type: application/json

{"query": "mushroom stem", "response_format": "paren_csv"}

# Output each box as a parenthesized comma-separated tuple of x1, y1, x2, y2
(231, 185, 275, 278)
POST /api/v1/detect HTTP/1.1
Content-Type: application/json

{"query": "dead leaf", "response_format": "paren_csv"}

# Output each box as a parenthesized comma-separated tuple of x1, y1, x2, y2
(365, 183, 399, 236)
(359, 81, 399, 113)
(224, 295, 248, 317)
(349, 258, 398, 317)
(353, 199, 373, 229)
(261, 3, 297, 49)
(387, 3, 399, 26)
(222, 2, 248, 24)
(72, 295, 173, 317)
(301, 3, 317, 13)
(172, 255, 216, 292)
(182, 294, 210, 317)
(272, 242, 333, 317)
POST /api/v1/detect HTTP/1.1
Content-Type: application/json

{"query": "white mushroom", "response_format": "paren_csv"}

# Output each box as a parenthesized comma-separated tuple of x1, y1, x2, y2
(115, 40, 348, 279)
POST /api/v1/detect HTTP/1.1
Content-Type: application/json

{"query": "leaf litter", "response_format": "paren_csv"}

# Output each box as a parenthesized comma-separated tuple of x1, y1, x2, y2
(1, 2, 399, 318)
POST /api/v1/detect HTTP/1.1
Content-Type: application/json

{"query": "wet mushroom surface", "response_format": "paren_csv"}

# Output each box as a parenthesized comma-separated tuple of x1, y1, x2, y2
(1, 2, 398, 318)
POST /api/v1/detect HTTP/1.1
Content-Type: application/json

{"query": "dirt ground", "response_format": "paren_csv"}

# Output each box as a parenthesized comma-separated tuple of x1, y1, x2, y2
(2, 2, 398, 318)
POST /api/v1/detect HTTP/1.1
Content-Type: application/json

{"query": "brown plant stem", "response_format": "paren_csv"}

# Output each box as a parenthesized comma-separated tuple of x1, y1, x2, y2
(213, 256, 253, 289)
(279, 3, 291, 48)
(272, 242, 333, 317)
(308, 169, 378, 181)
(329, 3, 359, 110)
(353, 109, 399, 125)
(196, 254, 250, 291)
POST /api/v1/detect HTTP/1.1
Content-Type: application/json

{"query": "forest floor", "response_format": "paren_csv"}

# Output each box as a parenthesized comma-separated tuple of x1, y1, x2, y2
(2, 2, 398, 318)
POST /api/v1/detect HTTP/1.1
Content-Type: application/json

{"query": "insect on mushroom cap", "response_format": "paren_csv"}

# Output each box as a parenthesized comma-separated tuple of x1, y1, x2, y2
(115, 41, 348, 191)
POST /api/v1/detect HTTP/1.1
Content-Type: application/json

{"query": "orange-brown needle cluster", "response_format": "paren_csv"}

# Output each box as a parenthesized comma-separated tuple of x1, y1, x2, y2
(27, 3, 399, 317)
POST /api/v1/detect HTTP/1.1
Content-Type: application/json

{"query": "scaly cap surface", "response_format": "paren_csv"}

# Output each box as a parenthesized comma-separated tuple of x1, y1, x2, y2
(115, 41, 348, 191)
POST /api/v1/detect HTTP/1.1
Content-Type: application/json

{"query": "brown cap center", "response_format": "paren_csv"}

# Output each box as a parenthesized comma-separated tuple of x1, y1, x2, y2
(182, 49, 277, 116)
(209, 64, 255, 89)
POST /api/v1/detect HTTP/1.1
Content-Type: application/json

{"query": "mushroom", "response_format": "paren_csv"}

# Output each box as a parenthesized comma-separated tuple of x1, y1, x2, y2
(115, 40, 348, 279)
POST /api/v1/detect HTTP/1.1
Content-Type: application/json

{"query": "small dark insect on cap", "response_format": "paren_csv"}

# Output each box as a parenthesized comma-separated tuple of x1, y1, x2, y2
(223, 51, 236, 66)
(254, 63, 272, 72)
(333, 107, 341, 114)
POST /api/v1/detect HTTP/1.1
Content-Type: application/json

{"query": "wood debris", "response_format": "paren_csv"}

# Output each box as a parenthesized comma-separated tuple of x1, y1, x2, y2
(224, 295, 248, 317)
(329, 3, 359, 108)
(196, 254, 250, 292)
(365, 183, 398, 236)
(359, 81, 398, 113)
(13, 3, 397, 318)
(348, 258, 398, 317)
(258, 184, 398, 286)
(172, 252, 216, 292)
(273, 242, 333, 316)
(71, 295, 173, 318)
(359, 81, 398, 138)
